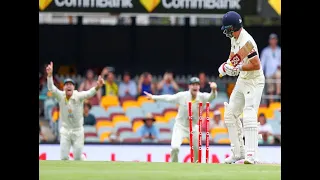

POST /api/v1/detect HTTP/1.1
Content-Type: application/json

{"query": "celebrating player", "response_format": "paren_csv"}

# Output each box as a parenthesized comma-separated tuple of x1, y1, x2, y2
(46, 62, 104, 160)
(144, 77, 217, 163)
(218, 11, 265, 164)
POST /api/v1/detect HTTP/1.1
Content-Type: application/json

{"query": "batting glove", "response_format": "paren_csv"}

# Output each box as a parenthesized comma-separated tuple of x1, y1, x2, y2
(225, 64, 242, 76)
(218, 62, 227, 76)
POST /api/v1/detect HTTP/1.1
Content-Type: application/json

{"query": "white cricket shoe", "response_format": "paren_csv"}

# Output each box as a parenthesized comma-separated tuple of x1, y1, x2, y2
(224, 155, 245, 164)
(244, 158, 256, 164)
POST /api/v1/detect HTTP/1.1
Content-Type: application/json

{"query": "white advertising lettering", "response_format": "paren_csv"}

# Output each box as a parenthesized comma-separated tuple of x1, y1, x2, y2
(162, 0, 241, 10)
(54, 0, 133, 8)
(39, 144, 281, 164)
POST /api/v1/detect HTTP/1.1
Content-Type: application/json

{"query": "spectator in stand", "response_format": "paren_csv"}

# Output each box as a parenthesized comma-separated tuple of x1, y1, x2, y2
(157, 71, 179, 95)
(118, 71, 138, 98)
(39, 64, 60, 120)
(202, 110, 226, 131)
(137, 113, 160, 143)
(51, 104, 60, 140)
(83, 102, 96, 126)
(258, 113, 274, 144)
(101, 67, 118, 96)
(198, 72, 211, 93)
(260, 33, 281, 103)
(78, 69, 101, 105)
(210, 110, 226, 129)
(138, 72, 156, 96)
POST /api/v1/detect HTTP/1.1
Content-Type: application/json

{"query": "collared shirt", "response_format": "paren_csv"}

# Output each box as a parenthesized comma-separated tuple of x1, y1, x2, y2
(260, 45, 281, 77)
(137, 125, 160, 139)
(47, 76, 97, 130)
(230, 28, 264, 79)
(118, 80, 138, 98)
(151, 90, 217, 128)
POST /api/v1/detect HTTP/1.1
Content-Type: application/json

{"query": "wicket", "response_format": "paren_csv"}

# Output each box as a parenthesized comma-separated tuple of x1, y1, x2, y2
(188, 101, 210, 163)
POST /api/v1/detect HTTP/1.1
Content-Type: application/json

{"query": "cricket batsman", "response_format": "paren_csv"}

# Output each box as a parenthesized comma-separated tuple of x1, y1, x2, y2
(218, 11, 265, 164)
(46, 62, 104, 160)
(144, 77, 217, 163)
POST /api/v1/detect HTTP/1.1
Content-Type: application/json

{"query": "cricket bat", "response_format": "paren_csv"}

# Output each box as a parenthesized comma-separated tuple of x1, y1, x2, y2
(219, 41, 255, 78)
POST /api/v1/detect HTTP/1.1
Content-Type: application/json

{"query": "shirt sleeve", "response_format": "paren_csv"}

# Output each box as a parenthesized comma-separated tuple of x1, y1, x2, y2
(118, 83, 126, 97)
(260, 48, 267, 72)
(151, 92, 182, 104)
(137, 126, 145, 137)
(267, 124, 274, 134)
(153, 126, 160, 139)
(129, 81, 138, 97)
(201, 90, 217, 103)
(47, 76, 63, 101)
(78, 87, 97, 101)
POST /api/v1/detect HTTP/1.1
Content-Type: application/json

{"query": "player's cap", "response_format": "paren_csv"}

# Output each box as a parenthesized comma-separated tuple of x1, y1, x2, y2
(143, 113, 156, 122)
(221, 11, 243, 31)
(63, 78, 75, 85)
(269, 33, 278, 40)
(214, 110, 221, 116)
(189, 77, 200, 85)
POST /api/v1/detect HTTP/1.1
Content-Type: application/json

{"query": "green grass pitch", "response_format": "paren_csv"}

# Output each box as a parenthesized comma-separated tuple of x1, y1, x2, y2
(39, 161, 281, 180)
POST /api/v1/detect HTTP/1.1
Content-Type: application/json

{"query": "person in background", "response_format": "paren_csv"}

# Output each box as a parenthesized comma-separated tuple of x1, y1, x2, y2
(101, 70, 118, 96)
(137, 113, 160, 143)
(210, 110, 226, 129)
(118, 71, 138, 98)
(78, 69, 101, 105)
(260, 33, 281, 103)
(199, 72, 211, 93)
(83, 103, 96, 126)
(157, 71, 179, 95)
(138, 72, 156, 96)
(39, 64, 60, 120)
(257, 113, 274, 144)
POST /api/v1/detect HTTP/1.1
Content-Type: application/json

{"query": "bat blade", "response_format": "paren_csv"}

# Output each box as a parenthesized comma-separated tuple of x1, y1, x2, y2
(219, 41, 255, 78)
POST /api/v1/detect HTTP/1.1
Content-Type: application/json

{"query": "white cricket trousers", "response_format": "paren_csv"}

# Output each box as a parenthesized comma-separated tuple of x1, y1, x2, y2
(225, 76, 265, 161)
(60, 127, 84, 160)
(171, 123, 199, 162)
(229, 77, 265, 118)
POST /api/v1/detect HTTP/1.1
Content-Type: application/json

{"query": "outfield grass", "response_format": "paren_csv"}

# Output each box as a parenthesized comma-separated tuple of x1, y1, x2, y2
(39, 161, 281, 180)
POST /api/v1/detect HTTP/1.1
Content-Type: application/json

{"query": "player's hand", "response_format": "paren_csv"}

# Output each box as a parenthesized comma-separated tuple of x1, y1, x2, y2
(218, 62, 227, 77)
(46, 61, 53, 76)
(96, 75, 105, 88)
(143, 91, 153, 99)
(225, 64, 240, 76)
(208, 82, 217, 90)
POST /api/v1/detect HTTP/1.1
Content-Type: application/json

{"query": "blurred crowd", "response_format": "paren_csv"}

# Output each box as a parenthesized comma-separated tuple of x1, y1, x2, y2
(39, 33, 281, 145)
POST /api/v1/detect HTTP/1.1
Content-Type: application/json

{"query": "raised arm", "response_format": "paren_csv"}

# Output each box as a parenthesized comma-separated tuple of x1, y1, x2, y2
(144, 91, 181, 104)
(78, 75, 105, 101)
(46, 62, 63, 101)
(201, 82, 218, 103)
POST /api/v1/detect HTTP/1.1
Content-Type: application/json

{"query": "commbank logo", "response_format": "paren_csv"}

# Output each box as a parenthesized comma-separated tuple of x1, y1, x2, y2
(140, 0, 160, 13)
(39, 0, 53, 11)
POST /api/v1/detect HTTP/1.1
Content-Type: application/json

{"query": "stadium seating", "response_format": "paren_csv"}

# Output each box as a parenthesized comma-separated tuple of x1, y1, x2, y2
(48, 79, 280, 144)
(90, 105, 108, 118)
(100, 96, 119, 110)
(141, 102, 163, 114)
(210, 127, 228, 139)
(85, 136, 100, 143)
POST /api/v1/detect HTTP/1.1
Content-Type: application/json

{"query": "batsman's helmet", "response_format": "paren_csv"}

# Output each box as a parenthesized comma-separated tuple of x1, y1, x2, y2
(221, 11, 243, 38)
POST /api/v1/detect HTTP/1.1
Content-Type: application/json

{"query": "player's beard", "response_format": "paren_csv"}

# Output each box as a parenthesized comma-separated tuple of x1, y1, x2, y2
(65, 89, 73, 97)
(191, 89, 198, 97)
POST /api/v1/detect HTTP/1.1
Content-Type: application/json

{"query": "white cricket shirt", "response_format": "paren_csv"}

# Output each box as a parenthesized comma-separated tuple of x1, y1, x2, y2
(152, 90, 217, 128)
(47, 76, 97, 130)
(230, 28, 264, 80)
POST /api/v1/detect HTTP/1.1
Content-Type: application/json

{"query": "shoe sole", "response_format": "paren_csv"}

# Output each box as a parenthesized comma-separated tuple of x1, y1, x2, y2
(244, 160, 254, 164)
